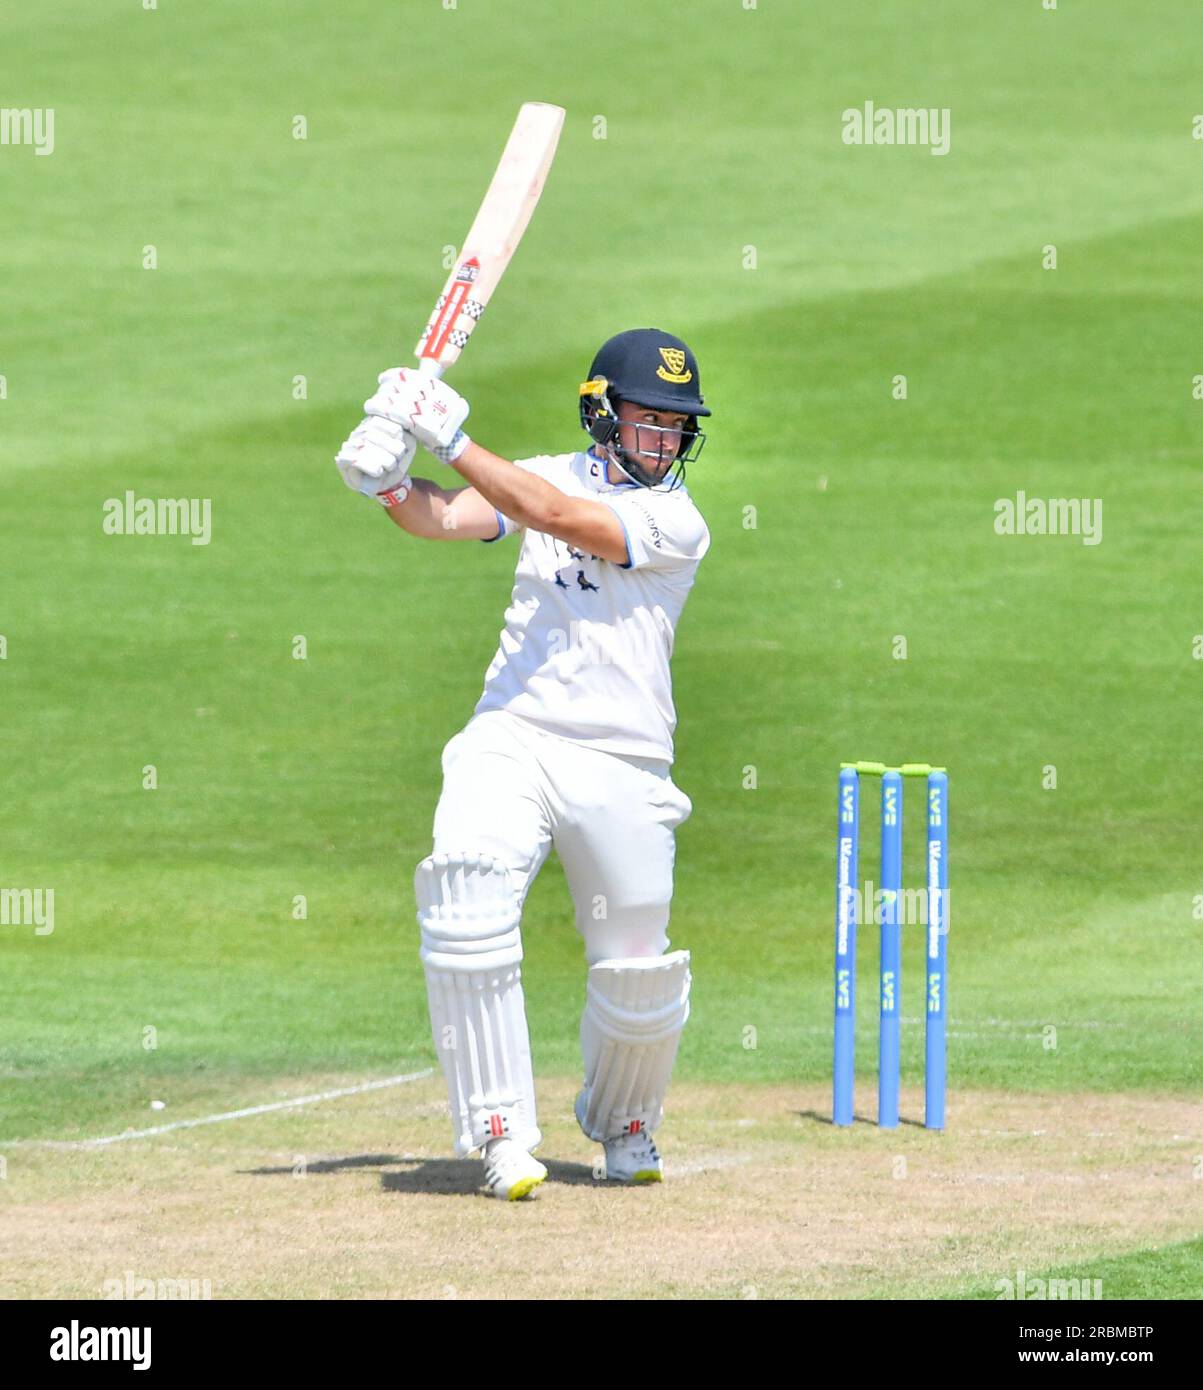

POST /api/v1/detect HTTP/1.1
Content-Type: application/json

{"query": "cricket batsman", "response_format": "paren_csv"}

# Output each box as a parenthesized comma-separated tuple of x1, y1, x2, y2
(335, 328, 711, 1199)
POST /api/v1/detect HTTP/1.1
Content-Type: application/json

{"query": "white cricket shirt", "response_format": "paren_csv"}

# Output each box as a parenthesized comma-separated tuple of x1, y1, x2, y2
(473, 449, 710, 764)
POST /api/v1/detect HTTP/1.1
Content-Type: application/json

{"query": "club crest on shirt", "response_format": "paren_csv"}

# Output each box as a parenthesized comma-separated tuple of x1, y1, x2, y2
(553, 544, 600, 592)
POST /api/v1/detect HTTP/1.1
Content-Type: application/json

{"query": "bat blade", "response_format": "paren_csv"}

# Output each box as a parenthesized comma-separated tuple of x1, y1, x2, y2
(415, 102, 565, 375)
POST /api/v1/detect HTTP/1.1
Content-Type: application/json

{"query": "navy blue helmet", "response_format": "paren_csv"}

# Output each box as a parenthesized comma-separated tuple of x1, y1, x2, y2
(579, 328, 709, 489)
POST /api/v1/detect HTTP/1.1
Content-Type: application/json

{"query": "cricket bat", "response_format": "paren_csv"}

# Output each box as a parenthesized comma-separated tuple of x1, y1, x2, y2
(414, 102, 566, 378)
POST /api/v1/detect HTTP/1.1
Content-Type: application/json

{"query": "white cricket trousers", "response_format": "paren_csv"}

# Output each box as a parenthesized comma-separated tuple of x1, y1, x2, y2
(431, 709, 692, 962)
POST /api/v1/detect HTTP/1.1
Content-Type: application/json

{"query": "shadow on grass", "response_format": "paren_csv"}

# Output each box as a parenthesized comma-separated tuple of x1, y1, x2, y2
(796, 1108, 929, 1129)
(243, 1152, 605, 1196)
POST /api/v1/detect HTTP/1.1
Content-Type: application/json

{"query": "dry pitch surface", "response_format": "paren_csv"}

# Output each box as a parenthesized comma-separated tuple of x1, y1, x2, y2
(2, 1076, 1198, 1300)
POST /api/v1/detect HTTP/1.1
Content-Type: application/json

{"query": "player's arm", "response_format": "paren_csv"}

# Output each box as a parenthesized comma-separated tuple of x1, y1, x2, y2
(449, 440, 628, 564)
(360, 369, 629, 562)
(382, 476, 504, 541)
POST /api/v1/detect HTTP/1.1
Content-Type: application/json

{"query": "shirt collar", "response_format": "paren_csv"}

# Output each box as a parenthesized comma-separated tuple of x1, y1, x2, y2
(582, 448, 640, 492)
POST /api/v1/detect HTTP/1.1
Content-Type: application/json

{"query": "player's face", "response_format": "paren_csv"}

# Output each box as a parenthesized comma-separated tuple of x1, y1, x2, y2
(616, 401, 689, 478)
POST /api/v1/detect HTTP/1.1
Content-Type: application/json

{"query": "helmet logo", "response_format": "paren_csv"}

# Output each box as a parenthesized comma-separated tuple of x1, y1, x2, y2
(656, 348, 691, 383)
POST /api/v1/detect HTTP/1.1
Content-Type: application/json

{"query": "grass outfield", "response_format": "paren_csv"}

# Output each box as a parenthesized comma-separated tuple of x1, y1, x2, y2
(1, 1, 1201, 1296)
(952, 1236, 1203, 1302)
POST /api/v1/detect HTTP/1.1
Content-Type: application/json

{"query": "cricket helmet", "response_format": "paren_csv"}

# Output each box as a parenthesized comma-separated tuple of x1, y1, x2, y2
(579, 328, 709, 489)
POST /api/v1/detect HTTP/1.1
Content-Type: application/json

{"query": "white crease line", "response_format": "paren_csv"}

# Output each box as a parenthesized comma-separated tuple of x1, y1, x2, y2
(0, 1069, 435, 1150)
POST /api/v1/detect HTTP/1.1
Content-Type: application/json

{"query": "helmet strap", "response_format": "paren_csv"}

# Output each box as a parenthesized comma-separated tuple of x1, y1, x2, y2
(583, 385, 690, 491)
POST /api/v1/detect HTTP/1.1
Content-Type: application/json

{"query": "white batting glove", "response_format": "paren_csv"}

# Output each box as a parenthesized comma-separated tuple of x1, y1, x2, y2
(338, 416, 417, 480)
(336, 418, 416, 506)
(364, 367, 472, 461)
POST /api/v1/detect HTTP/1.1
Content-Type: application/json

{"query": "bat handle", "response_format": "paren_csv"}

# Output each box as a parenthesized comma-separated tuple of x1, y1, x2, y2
(416, 357, 446, 380)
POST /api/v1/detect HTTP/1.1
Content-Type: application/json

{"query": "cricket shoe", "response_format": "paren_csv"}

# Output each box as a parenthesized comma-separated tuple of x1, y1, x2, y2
(482, 1137, 547, 1201)
(575, 1091, 663, 1184)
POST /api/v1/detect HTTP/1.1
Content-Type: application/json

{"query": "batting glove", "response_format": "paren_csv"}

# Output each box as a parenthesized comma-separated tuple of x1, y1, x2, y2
(336, 418, 417, 506)
(364, 367, 471, 458)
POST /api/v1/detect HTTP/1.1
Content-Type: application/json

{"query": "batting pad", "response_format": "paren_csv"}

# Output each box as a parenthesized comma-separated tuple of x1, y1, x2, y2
(577, 950, 692, 1142)
(416, 851, 541, 1157)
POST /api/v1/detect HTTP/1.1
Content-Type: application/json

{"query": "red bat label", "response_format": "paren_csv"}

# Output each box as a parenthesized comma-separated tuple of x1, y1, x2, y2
(424, 258, 481, 361)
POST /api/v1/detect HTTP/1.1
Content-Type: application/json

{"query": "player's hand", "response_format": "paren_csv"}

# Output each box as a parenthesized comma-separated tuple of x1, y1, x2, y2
(365, 367, 471, 458)
(336, 417, 416, 505)
(337, 415, 417, 480)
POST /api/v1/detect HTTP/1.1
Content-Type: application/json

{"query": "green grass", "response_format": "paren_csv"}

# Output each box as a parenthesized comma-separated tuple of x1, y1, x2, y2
(2, 0, 1201, 1178)
(950, 1235, 1203, 1300)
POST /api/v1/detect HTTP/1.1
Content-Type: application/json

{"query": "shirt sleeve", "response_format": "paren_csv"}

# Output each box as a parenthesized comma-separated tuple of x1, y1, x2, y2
(600, 491, 711, 571)
(478, 455, 560, 543)
(481, 508, 521, 543)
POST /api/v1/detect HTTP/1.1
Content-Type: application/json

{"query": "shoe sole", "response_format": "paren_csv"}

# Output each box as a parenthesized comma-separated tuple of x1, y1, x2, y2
(504, 1172, 546, 1201)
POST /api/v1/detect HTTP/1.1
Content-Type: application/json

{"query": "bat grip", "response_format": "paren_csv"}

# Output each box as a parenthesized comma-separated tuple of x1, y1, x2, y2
(417, 358, 446, 380)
